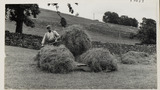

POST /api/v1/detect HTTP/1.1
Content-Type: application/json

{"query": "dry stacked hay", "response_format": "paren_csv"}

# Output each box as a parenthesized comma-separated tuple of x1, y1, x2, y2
(61, 25, 92, 57)
(34, 45, 76, 73)
(78, 48, 118, 72)
(121, 51, 152, 64)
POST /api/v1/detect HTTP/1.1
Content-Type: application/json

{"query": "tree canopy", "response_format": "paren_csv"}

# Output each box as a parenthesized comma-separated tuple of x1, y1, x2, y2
(103, 11, 119, 24)
(5, 4, 40, 33)
(137, 18, 156, 44)
(103, 11, 138, 27)
(119, 15, 138, 27)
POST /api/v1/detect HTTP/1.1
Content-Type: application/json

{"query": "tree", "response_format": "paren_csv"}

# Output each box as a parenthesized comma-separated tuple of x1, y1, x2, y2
(137, 18, 156, 44)
(119, 15, 129, 25)
(60, 17, 67, 27)
(55, 11, 67, 27)
(103, 11, 138, 27)
(119, 15, 138, 27)
(131, 18, 138, 27)
(5, 4, 40, 33)
(103, 11, 119, 24)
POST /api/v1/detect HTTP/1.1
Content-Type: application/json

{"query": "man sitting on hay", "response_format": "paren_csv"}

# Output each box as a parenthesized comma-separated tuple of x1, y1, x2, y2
(41, 25, 60, 46)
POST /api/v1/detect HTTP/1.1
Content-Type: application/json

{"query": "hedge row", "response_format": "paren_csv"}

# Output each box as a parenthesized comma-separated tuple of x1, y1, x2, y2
(92, 41, 156, 54)
(5, 31, 156, 54)
(5, 31, 42, 50)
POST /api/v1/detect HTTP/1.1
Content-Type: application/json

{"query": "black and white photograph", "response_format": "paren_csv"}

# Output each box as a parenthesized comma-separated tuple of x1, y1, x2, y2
(2, 0, 159, 89)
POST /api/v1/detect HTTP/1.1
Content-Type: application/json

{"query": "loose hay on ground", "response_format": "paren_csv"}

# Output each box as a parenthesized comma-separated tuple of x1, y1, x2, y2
(61, 25, 92, 57)
(121, 51, 153, 64)
(77, 48, 118, 72)
(34, 45, 76, 73)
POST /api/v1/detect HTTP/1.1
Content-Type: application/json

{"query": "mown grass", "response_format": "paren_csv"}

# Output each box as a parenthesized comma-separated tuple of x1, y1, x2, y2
(5, 46, 157, 89)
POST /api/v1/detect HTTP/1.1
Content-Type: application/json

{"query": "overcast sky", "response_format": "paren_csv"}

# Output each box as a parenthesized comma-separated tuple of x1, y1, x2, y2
(38, 0, 157, 23)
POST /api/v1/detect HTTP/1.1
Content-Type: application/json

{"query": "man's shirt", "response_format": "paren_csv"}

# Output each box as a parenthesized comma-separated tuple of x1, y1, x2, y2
(41, 31, 59, 46)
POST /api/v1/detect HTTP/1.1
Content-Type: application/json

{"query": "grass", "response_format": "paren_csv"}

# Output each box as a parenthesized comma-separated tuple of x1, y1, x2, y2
(5, 46, 157, 89)
(5, 8, 140, 45)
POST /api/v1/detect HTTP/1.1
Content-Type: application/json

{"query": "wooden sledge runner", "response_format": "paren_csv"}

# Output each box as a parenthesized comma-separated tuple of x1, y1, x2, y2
(74, 62, 91, 72)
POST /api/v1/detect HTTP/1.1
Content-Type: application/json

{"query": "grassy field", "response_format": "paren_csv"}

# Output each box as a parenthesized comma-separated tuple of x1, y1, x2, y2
(5, 46, 157, 89)
(5, 8, 140, 45)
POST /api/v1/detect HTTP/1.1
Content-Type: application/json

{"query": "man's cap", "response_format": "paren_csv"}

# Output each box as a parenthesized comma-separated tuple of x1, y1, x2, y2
(46, 25, 51, 29)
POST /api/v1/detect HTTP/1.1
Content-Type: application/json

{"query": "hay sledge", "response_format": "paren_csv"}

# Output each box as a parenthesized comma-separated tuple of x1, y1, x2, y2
(61, 24, 92, 57)
(34, 45, 76, 73)
(77, 48, 118, 72)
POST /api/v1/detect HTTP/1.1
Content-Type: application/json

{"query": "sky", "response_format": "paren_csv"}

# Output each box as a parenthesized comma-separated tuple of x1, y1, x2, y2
(38, 0, 158, 23)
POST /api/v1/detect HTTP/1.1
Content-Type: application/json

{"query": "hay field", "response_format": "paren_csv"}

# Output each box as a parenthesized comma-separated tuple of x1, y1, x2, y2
(5, 46, 157, 89)
(5, 8, 140, 45)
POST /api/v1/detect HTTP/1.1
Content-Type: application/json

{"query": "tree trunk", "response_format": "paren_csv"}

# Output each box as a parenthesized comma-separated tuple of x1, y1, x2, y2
(16, 20, 23, 33)
(15, 8, 24, 33)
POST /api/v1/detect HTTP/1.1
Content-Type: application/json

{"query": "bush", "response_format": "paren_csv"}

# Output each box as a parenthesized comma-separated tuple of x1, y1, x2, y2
(121, 51, 152, 64)
(61, 25, 92, 57)
(77, 48, 118, 72)
(34, 45, 76, 73)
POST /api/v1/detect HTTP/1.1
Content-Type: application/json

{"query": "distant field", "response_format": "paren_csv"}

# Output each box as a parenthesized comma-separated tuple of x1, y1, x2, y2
(5, 8, 140, 45)
(5, 46, 157, 89)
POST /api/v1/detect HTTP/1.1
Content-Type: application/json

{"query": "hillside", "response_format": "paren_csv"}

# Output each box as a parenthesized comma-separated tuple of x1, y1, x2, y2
(5, 8, 140, 45)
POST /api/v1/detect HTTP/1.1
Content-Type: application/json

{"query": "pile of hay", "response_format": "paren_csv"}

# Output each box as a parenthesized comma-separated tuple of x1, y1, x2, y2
(121, 51, 151, 64)
(77, 48, 118, 72)
(61, 25, 92, 57)
(34, 45, 76, 73)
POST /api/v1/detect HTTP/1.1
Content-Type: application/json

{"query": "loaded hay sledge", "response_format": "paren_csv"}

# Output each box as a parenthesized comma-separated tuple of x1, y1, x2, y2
(61, 25, 92, 57)
(34, 45, 76, 73)
(77, 48, 118, 72)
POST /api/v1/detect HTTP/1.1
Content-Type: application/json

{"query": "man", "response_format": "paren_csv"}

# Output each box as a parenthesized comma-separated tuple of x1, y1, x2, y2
(60, 17, 67, 27)
(41, 25, 60, 46)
